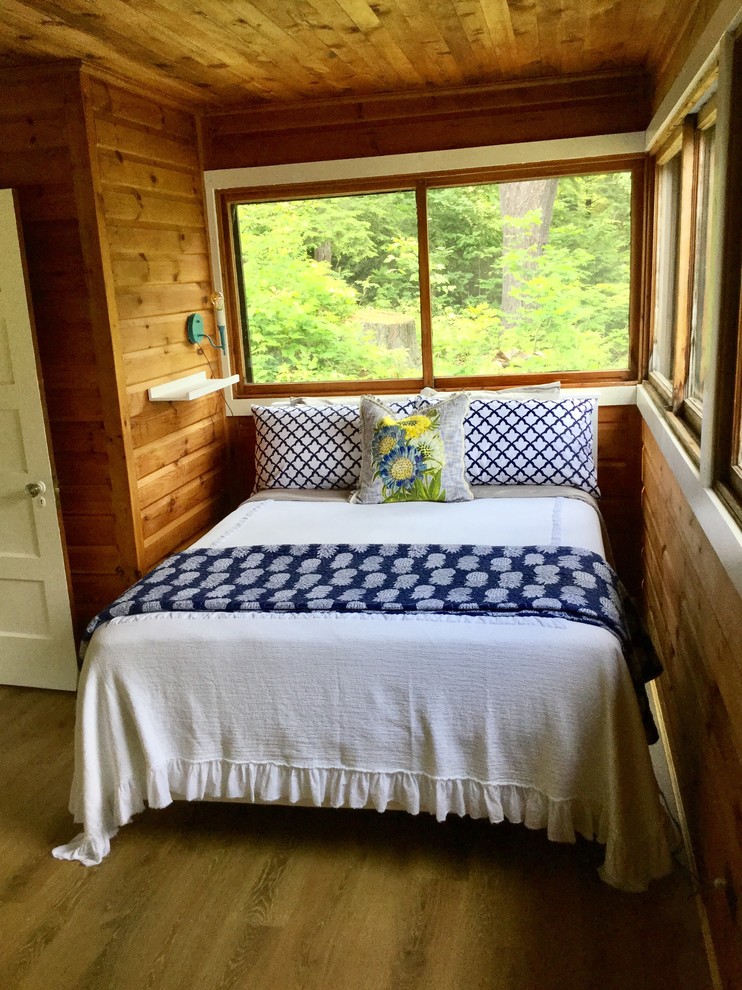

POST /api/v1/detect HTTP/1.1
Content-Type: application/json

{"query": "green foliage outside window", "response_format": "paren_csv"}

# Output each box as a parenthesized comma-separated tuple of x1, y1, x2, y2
(233, 171, 631, 385)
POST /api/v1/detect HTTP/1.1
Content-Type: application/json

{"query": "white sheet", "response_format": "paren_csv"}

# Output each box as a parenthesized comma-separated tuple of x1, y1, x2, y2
(53, 494, 671, 891)
(195, 491, 605, 553)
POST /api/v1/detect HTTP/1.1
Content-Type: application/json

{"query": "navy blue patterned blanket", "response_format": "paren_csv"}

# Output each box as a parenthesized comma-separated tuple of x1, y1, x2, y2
(81, 543, 661, 741)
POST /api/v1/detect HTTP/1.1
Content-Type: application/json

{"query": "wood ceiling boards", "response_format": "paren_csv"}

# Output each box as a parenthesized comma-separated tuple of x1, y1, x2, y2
(0, 0, 705, 109)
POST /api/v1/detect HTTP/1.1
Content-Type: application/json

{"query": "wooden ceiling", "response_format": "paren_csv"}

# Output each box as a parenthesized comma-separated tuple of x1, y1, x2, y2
(0, 0, 711, 109)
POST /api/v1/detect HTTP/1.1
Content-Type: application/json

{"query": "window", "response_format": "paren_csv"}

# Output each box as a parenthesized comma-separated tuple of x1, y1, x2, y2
(230, 189, 422, 387)
(720, 35, 742, 513)
(648, 92, 718, 438)
(427, 173, 632, 378)
(687, 122, 716, 414)
(649, 147, 682, 389)
(218, 157, 643, 397)
(734, 285, 742, 481)
(648, 34, 742, 524)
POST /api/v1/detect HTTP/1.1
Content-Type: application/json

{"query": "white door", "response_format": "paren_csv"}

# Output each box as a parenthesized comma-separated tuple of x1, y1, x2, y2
(0, 188, 77, 690)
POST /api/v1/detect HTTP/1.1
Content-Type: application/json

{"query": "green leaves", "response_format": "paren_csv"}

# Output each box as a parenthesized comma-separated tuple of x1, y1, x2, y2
(382, 468, 445, 503)
(234, 171, 632, 385)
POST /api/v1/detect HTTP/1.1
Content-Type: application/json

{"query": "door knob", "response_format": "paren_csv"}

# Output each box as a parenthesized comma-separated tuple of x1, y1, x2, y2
(25, 481, 47, 499)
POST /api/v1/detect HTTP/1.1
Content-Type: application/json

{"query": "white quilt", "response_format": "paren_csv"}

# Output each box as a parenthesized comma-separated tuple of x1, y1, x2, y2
(53, 492, 672, 891)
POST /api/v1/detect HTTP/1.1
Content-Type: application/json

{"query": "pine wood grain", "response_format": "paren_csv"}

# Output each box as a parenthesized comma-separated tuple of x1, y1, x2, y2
(99, 154, 202, 199)
(138, 439, 228, 510)
(0, 684, 713, 990)
(0, 0, 708, 110)
(129, 393, 223, 448)
(141, 492, 227, 569)
(70, 69, 145, 590)
(123, 342, 212, 388)
(0, 69, 129, 632)
(86, 74, 230, 579)
(202, 71, 651, 169)
(134, 418, 225, 480)
(642, 424, 742, 990)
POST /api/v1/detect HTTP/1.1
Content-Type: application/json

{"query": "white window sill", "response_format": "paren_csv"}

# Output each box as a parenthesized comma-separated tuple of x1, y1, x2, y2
(226, 383, 637, 415)
(637, 384, 742, 598)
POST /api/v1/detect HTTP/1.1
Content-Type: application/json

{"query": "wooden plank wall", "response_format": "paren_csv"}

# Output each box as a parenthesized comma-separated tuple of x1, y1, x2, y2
(201, 71, 651, 170)
(0, 66, 125, 630)
(642, 424, 742, 990)
(651, 0, 729, 112)
(83, 74, 230, 574)
(598, 404, 643, 594)
(228, 404, 643, 594)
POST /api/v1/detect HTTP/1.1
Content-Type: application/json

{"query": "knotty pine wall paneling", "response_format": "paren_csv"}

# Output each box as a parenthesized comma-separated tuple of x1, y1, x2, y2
(597, 404, 643, 596)
(0, 64, 124, 631)
(642, 425, 742, 990)
(651, 0, 730, 112)
(0, 62, 231, 632)
(201, 71, 651, 170)
(82, 72, 230, 574)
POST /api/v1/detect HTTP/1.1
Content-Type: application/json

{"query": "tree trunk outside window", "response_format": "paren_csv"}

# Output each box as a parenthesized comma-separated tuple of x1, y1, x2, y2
(500, 178, 558, 327)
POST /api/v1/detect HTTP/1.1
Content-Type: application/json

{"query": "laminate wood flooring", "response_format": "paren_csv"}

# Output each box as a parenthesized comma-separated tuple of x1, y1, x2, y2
(0, 685, 713, 990)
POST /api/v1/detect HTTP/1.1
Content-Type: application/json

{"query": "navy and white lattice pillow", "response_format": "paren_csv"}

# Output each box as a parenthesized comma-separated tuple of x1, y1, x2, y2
(463, 397, 599, 495)
(253, 400, 417, 491)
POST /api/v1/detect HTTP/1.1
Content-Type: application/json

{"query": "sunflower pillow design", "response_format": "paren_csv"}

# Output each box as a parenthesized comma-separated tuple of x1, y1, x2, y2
(352, 393, 472, 504)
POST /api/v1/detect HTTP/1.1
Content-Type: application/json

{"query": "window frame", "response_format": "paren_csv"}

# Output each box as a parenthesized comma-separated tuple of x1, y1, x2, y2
(215, 154, 647, 400)
(646, 81, 721, 452)
(714, 33, 742, 520)
(645, 32, 742, 526)
(729, 282, 742, 505)
(685, 106, 717, 429)
(647, 132, 683, 404)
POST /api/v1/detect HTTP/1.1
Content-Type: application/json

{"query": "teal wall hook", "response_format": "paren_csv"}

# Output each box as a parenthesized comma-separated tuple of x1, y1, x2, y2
(186, 310, 226, 355)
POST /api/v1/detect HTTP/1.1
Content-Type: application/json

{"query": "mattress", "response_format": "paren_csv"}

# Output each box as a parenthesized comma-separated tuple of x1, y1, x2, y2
(53, 491, 671, 891)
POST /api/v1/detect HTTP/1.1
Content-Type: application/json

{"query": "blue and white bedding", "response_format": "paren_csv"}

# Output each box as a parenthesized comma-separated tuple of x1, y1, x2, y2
(54, 490, 671, 891)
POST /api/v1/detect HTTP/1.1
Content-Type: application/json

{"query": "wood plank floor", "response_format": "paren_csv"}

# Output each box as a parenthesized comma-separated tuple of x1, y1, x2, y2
(0, 684, 713, 990)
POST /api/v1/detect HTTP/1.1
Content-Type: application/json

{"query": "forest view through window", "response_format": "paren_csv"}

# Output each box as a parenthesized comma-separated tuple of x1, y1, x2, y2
(229, 168, 633, 388)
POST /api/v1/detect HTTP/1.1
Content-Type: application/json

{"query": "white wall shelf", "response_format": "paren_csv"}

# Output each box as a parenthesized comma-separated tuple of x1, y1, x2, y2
(148, 371, 239, 402)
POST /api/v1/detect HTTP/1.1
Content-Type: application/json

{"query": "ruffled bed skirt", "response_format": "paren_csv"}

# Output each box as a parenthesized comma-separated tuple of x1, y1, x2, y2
(52, 758, 672, 892)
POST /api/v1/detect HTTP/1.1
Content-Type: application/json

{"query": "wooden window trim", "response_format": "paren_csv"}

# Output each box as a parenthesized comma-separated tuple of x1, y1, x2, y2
(713, 35, 742, 514)
(671, 119, 700, 413)
(655, 130, 683, 166)
(697, 97, 717, 130)
(647, 369, 673, 406)
(725, 285, 742, 505)
(647, 69, 723, 464)
(647, 149, 682, 394)
(217, 154, 646, 400)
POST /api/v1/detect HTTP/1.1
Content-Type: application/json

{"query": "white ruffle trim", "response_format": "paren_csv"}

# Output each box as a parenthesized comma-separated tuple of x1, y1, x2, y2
(52, 758, 672, 892)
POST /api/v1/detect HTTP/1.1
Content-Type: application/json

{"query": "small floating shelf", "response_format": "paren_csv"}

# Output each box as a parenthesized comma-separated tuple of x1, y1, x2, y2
(148, 371, 239, 402)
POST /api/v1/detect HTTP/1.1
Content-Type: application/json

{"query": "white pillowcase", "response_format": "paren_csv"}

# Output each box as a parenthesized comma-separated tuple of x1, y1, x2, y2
(252, 399, 417, 491)
(462, 396, 599, 494)
(253, 386, 597, 495)
(419, 381, 561, 401)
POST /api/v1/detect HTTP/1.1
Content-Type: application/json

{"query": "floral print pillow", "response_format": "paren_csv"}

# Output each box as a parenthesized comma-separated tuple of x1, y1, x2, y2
(352, 393, 472, 504)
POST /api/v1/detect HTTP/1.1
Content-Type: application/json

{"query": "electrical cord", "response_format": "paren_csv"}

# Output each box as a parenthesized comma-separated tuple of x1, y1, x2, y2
(198, 344, 238, 418)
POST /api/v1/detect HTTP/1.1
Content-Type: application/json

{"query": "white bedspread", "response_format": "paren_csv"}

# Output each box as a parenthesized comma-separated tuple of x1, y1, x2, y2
(54, 493, 671, 891)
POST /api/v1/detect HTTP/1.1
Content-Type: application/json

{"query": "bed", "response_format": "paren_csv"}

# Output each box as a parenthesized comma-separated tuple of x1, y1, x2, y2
(52, 393, 672, 892)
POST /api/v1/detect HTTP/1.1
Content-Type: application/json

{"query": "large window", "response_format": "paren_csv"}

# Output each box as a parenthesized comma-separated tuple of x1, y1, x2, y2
(427, 173, 632, 377)
(231, 190, 422, 386)
(219, 157, 643, 397)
